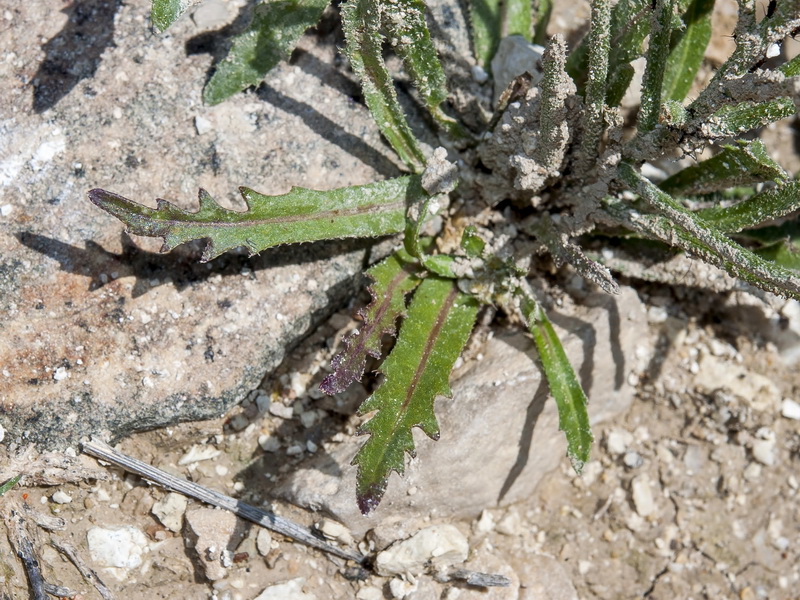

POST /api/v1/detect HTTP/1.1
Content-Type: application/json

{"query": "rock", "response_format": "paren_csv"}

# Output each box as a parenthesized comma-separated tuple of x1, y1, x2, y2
(631, 474, 656, 518)
(254, 578, 317, 600)
(51, 490, 72, 504)
(87, 526, 148, 569)
(256, 529, 272, 556)
(490, 36, 545, 105)
(315, 518, 355, 546)
(184, 507, 247, 581)
(375, 525, 469, 577)
(177, 444, 221, 466)
(781, 398, 800, 420)
(751, 439, 776, 466)
(277, 288, 649, 534)
(605, 429, 634, 455)
(0, 0, 401, 448)
(510, 553, 578, 600)
(151, 492, 188, 533)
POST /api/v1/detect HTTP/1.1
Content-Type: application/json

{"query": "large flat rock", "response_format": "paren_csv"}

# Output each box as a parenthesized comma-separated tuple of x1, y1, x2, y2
(0, 0, 401, 447)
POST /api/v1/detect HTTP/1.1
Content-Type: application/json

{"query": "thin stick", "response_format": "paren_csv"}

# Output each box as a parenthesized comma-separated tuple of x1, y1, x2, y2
(4, 506, 48, 600)
(82, 439, 364, 564)
(50, 538, 114, 600)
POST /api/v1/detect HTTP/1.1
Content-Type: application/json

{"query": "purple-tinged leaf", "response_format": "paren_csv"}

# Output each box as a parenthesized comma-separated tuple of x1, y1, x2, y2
(320, 251, 422, 395)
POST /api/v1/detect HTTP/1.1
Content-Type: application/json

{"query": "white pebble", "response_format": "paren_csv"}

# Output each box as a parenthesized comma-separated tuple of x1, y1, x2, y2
(87, 526, 148, 569)
(256, 529, 272, 556)
(752, 439, 776, 466)
(0, 204, 12, 217)
(631, 474, 655, 517)
(780, 398, 800, 420)
(253, 578, 317, 600)
(258, 434, 281, 452)
(0, 423, 5, 443)
(623, 451, 643, 469)
(471, 64, 488, 83)
(51, 491, 72, 504)
(766, 42, 781, 58)
(151, 493, 188, 532)
(375, 525, 469, 576)
(178, 444, 221, 465)
(194, 115, 212, 135)
(269, 403, 294, 419)
(605, 429, 633, 455)
(53, 367, 68, 382)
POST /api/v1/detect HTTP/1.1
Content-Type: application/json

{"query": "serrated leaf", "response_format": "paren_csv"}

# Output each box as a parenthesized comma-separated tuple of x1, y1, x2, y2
(518, 293, 593, 473)
(700, 99, 797, 138)
(661, 0, 713, 103)
(660, 140, 789, 196)
(203, 0, 329, 105)
(468, 0, 502, 68)
(617, 162, 800, 299)
(151, 0, 199, 32)
(0, 474, 21, 496)
(353, 277, 479, 514)
(697, 182, 800, 233)
(383, 0, 464, 137)
(320, 251, 422, 395)
(341, 0, 426, 171)
(88, 176, 421, 261)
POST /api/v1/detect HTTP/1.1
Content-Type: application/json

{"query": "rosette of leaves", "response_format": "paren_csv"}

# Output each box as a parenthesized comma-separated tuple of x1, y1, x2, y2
(91, 0, 800, 514)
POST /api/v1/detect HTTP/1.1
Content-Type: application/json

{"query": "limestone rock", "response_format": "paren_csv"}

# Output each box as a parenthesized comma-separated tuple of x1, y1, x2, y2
(184, 508, 247, 581)
(0, 0, 401, 447)
(151, 492, 188, 533)
(375, 524, 469, 577)
(277, 288, 650, 534)
(87, 526, 148, 570)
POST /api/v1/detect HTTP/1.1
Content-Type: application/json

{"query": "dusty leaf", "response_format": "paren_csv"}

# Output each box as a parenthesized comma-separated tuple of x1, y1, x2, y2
(697, 182, 800, 233)
(320, 250, 423, 395)
(203, 0, 329, 105)
(468, 0, 502, 68)
(660, 140, 789, 196)
(151, 0, 199, 32)
(89, 176, 420, 261)
(353, 277, 479, 514)
(661, 0, 713, 103)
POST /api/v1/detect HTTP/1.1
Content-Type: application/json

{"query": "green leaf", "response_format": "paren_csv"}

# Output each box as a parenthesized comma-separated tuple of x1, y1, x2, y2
(661, 0, 713, 103)
(384, 0, 464, 137)
(617, 162, 800, 299)
(660, 140, 789, 196)
(353, 277, 479, 514)
(203, 0, 329, 105)
(755, 240, 800, 272)
(0, 474, 21, 496)
(638, 0, 677, 133)
(700, 99, 797, 138)
(578, 0, 613, 164)
(469, 0, 502, 68)
(151, 0, 195, 32)
(605, 63, 635, 107)
(781, 54, 800, 78)
(461, 226, 487, 258)
(88, 176, 421, 261)
(341, 0, 426, 171)
(697, 182, 800, 233)
(518, 292, 593, 473)
(505, 0, 533, 40)
(533, 0, 552, 45)
(320, 250, 422, 395)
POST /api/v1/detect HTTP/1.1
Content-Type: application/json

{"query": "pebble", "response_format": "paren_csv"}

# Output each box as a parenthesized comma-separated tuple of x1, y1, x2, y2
(87, 526, 149, 569)
(256, 529, 272, 556)
(751, 439, 776, 466)
(631, 474, 656, 517)
(51, 491, 72, 504)
(178, 444, 222, 465)
(605, 429, 633, 455)
(375, 525, 469, 576)
(356, 587, 384, 600)
(229, 414, 249, 431)
(471, 64, 488, 84)
(184, 508, 245, 581)
(194, 115, 212, 135)
(256, 393, 271, 414)
(0, 423, 4, 443)
(623, 451, 643, 469)
(151, 492, 188, 533)
(781, 398, 800, 420)
(269, 403, 294, 419)
(389, 578, 417, 599)
(0, 204, 12, 217)
(315, 518, 354, 546)
(253, 578, 317, 600)
(258, 434, 281, 452)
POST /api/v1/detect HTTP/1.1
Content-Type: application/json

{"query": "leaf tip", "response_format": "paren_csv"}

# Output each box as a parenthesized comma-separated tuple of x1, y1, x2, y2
(356, 483, 386, 516)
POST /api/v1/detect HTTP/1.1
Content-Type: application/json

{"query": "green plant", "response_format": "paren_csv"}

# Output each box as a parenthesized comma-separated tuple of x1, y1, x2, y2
(89, 0, 800, 514)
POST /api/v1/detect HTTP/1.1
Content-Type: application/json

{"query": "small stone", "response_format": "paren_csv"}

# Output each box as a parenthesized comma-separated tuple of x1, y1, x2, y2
(178, 445, 222, 465)
(496, 509, 522, 536)
(256, 529, 272, 556)
(315, 518, 354, 546)
(389, 577, 417, 599)
(51, 491, 72, 504)
(255, 393, 272, 415)
(229, 413, 249, 431)
(151, 492, 188, 533)
(356, 587, 384, 600)
(0, 423, 4, 443)
(0, 204, 12, 217)
(475, 510, 495, 534)
(191, 0, 229, 29)
(269, 403, 294, 419)
(300, 410, 317, 428)
(743, 462, 762, 481)
(471, 64, 488, 84)
(605, 429, 633, 455)
(184, 508, 246, 581)
(258, 435, 281, 453)
(623, 451, 643, 469)
(751, 439, 776, 466)
(631, 474, 656, 517)
(781, 398, 800, 420)
(87, 526, 148, 569)
(253, 578, 317, 600)
(375, 525, 469, 576)
(194, 116, 212, 135)
(286, 445, 304, 456)
(647, 306, 668, 323)
(53, 367, 68, 382)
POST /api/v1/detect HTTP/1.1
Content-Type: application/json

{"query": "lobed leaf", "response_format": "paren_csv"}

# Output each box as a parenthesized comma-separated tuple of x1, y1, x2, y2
(697, 182, 800, 233)
(320, 250, 423, 395)
(617, 162, 800, 298)
(203, 0, 329, 105)
(384, 0, 463, 137)
(638, 0, 677, 133)
(352, 277, 479, 514)
(88, 176, 421, 261)
(661, 0, 714, 103)
(341, 0, 426, 171)
(659, 139, 789, 196)
(0, 474, 21, 496)
(518, 291, 593, 473)
(151, 0, 197, 32)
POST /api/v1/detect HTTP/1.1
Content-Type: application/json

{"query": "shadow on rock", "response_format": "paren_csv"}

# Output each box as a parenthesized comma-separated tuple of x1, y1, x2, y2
(16, 230, 376, 298)
(32, 0, 122, 113)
